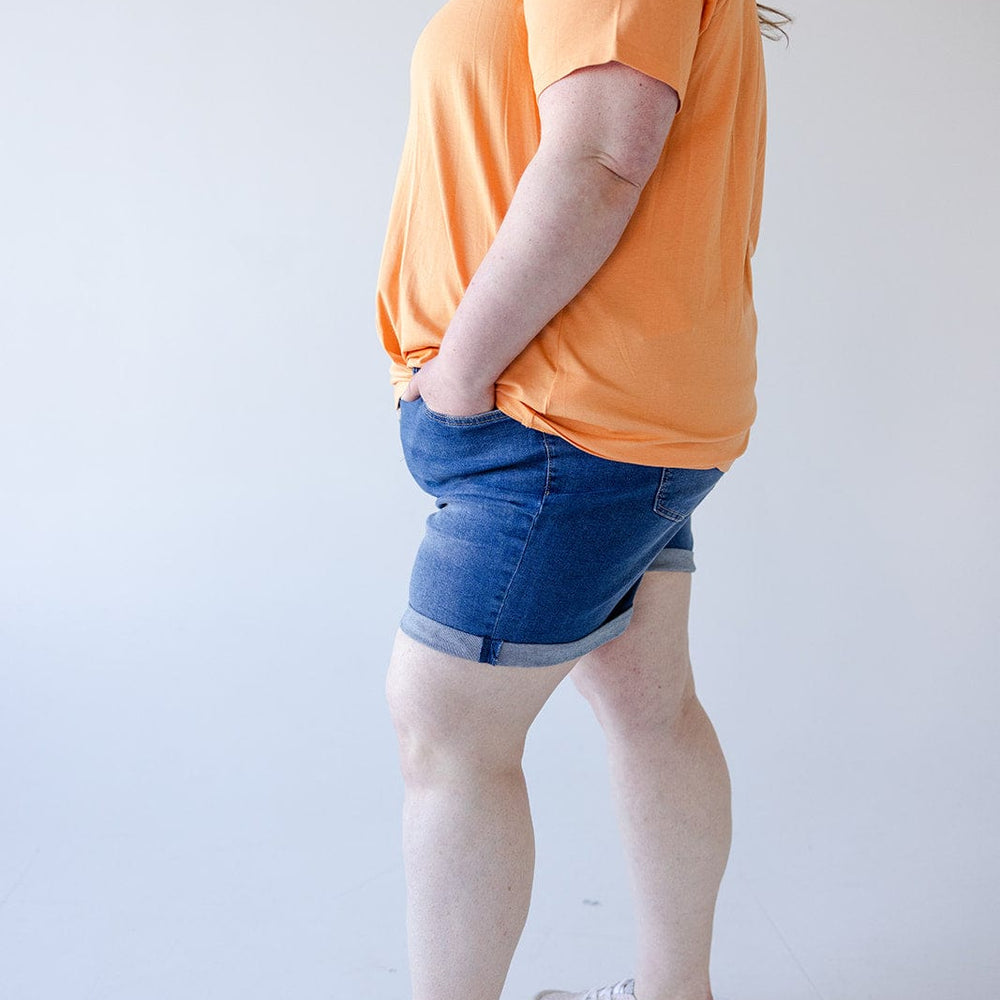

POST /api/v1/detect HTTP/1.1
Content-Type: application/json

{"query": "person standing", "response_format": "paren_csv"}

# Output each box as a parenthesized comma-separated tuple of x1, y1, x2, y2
(374, 2, 791, 999)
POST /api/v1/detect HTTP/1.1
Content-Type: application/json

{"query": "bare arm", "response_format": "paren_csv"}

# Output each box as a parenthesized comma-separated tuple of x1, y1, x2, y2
(402, 59, 680, 415)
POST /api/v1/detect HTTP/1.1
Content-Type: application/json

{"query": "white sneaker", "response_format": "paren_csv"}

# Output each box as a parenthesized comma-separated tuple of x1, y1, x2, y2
(534, 979, 636, 1000)
(533, 983, 729, 1000)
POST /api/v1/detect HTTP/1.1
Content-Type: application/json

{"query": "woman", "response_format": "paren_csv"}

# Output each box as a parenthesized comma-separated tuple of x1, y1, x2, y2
(374, 2, 792, 999)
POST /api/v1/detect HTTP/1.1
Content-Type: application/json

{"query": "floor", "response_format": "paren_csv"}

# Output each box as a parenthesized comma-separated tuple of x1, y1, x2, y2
(1, 607, 996, 1000)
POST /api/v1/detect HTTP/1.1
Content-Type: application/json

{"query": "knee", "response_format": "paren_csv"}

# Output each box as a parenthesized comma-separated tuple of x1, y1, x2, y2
(572, 644, 698, 736)
(385, 657, 525, 788)
(385, 662, 444, 785)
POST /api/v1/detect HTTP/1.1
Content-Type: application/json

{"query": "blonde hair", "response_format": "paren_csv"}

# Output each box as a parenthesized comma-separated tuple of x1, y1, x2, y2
(757, 4, 793, 43)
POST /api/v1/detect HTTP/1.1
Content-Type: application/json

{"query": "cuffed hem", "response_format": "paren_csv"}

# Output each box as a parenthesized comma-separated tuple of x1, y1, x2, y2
(645, 547, 696, 572)
(399, 603, 635, 667)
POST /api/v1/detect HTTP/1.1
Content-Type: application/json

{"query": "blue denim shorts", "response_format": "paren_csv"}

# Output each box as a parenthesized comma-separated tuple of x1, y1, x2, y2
(397, 370, 724, 667)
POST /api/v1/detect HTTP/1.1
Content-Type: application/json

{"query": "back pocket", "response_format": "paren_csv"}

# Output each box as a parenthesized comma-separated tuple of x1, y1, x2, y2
(653, 466, 725, 522)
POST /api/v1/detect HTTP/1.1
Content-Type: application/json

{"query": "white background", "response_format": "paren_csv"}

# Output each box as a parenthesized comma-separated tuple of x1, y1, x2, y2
(1, 1, 997, 998)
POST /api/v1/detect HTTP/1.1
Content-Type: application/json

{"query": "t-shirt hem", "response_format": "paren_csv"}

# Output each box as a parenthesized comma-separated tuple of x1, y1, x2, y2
(494, 393, 744, 472)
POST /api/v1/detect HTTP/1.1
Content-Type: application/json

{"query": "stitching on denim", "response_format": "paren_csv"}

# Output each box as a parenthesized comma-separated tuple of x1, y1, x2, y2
(653, 468, 686, 522)
(654, 467, 725, 522)
(423, 406, 510, 427)
(540, 429, 553, 499)
(487, 430, 552, 664)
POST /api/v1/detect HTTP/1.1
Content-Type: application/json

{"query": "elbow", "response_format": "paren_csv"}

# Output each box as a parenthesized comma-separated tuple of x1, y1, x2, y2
(592, 139, 669, 192)
(593, 152, 647, 192)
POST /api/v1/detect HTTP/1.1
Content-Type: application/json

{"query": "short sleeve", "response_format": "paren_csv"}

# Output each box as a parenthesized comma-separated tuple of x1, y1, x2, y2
(522, 0, 711, 111)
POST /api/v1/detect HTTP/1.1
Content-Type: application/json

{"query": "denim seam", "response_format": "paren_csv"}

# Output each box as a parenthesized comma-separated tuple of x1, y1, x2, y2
(485, 429, 553, 664)
(653, 467, 687, 522)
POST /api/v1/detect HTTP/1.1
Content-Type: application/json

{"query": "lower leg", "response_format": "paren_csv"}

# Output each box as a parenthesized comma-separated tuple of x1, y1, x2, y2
(572, 572, 732, 1000)
(386, 628, 578, 1000)
(402, 754, 533, 1000)
(607, 693, 732, 1000)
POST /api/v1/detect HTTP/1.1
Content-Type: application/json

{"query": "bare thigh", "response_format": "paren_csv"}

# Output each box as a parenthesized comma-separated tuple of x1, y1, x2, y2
(571, 571, 697, 723)
(386, 629, 582, 759)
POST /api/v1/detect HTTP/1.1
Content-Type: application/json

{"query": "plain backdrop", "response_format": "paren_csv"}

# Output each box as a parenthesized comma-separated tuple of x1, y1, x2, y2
(1, 1, 997, 998)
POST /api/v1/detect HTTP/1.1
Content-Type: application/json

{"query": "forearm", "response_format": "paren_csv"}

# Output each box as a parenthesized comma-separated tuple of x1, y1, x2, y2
(435, 147, 643, 389)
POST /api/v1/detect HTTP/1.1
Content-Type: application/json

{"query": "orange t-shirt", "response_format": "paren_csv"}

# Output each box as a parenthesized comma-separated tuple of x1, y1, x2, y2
(375, 0, 767, 472)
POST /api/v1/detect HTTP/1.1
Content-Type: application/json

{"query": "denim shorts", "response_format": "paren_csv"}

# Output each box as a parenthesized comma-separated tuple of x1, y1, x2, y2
(397, 370, 724, 667)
